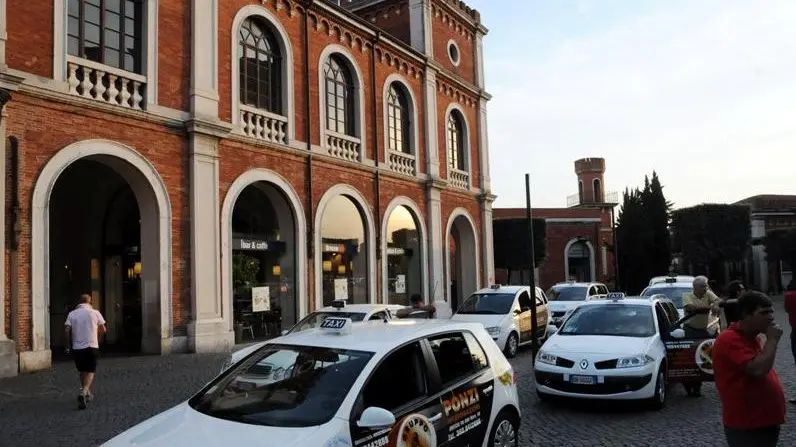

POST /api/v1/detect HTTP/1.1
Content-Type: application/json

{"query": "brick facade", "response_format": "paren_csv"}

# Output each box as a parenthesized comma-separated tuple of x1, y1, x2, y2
(0, 0, 493, 374)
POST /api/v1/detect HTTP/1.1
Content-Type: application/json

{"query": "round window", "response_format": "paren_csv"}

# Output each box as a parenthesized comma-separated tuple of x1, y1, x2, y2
(447, 40, 460, 66)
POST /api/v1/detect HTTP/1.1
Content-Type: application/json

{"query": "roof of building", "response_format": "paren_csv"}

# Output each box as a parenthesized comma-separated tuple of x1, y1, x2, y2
(493, 207, 603, 220)
(275, 319, 486, 354)
(733, 194, 796, 211)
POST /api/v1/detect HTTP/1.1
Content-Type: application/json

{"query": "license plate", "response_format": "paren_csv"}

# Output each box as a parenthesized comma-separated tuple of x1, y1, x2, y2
(570, 375, 596, 385)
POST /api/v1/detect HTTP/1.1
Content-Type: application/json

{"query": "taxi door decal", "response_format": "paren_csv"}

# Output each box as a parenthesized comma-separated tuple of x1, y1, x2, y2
(664, 338, 715, 382)
(350, 399, 445, 447)
(438, 370, 495, 446)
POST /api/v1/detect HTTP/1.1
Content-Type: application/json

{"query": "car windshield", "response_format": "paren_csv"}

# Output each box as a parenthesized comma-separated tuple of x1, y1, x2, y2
(546, 286, 588, 302)
(457, 293, 515, 315)
(558, 304, 656, 337)
(289, 311, 367, 333)
(189, 344, 374, 427)
(641, 286, 691, 308)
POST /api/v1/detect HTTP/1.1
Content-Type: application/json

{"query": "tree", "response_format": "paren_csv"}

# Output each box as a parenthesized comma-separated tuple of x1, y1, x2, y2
(615, 172, 673, 294)
(670, 204, 751, 282)
(764, 228, 796, 284)
(493, 218, 547, 284)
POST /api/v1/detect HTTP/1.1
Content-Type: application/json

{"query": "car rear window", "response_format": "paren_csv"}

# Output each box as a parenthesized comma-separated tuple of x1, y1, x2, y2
(546, 286, 588, 301)
(641, 286, 691, 308)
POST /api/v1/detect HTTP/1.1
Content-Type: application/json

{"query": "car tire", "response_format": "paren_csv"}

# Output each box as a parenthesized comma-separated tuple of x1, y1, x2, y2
(646, 365, 667, 410)
(488, 408, 519, 447)
(504, 332, 519, 358)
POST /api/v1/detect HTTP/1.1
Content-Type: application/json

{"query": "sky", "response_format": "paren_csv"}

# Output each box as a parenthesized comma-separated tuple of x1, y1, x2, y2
(470, 0, 796, 210)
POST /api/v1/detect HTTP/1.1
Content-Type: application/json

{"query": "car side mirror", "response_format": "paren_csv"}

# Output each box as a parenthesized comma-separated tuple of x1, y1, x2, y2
(546, 324, 558, 335)
(670, 328, 685, 339)
(520, 306, 531, 312)
(357, 407, 396, 430)
(513, 309, 522, 315)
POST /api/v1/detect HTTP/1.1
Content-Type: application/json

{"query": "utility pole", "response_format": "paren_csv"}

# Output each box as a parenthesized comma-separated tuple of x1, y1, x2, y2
(525, 174, 539, 363)
(611, 206, 620, 290)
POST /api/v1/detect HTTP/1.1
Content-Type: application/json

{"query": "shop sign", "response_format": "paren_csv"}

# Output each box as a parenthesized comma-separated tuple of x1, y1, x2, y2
(387, 247, 406, 256)
(233, 238, 269, 251)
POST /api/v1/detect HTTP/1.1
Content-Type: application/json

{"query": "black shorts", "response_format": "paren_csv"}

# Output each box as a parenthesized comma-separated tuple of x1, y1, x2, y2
(72, 348, 99, 373)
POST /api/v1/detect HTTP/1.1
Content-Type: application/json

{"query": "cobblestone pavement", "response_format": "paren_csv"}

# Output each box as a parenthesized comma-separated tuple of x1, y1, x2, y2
(0, 298, 794, 447)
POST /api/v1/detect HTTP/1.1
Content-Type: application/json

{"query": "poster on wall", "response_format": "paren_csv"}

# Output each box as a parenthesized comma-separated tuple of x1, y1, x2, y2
(334, 278, 349, 301)
(395, 275, 406, 294)
(665, 338, 715, 382)
(252, 286, 270, 312)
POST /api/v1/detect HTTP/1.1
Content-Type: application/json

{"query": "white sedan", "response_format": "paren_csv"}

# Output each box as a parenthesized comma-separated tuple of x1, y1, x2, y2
(102, 318, 522, 447)
(535, 294, 672, 409)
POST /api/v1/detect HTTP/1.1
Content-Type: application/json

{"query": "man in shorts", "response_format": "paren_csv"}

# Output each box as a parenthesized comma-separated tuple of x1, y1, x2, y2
(64, 294, 107, 410)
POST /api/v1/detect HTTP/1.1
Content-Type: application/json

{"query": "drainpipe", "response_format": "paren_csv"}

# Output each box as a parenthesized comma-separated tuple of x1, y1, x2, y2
(370, 31, 382, 293)
(302, 1, 315, 309)
(8, 134, 20, 342)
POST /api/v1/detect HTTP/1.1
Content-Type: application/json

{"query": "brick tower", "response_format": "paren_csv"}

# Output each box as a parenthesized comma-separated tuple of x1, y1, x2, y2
(574, 157, 606, 205)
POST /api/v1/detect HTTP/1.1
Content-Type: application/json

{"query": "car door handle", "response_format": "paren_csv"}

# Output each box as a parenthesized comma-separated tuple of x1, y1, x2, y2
(429, 413, 443, 423)
(483, 385, 494, 394)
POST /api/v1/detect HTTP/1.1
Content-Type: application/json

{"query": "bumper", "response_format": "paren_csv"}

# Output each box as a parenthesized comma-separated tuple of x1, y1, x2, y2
(534, 363, 657, 400)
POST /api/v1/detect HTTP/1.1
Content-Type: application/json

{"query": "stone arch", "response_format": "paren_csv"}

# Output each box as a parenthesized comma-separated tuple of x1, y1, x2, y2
(314, 184, 376, 310)
(220, 169, 308, 331)
(564, 238, 596, 282)
(445, 207, 480, 309)
(230, 3, 296, 141)
(30, 139, 172, 355)
(381, 196, 428, 303)
(318, 44, 368, 159)
(382, 73, 420, 164)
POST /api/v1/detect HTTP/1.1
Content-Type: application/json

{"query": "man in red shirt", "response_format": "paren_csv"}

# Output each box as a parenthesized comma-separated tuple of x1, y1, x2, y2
(785, 281, 796, 404)
(713, 290, 785, 447)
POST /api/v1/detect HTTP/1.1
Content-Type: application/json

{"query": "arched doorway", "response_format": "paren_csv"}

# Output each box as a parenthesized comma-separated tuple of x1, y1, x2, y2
(32, 140, 171, 358)
(565, 239, 594, 282)
(228, 182, 298, 340)
(446, 210, 479, 311)
(383, 200, 426, 305)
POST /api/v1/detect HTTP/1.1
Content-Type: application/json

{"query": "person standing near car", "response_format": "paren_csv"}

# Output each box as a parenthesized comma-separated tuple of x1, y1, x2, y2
(396, 293, 436, 318)
(681, 275, 721, 397)
(720, 280, 746, 328)
(713, 291, 785, 447)
(784, 281, 796, 404)
(64, 294, 107, 410)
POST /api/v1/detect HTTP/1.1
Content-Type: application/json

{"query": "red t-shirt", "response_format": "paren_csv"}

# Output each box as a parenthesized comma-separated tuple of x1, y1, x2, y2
(713, 324, 786, 429)
(784, 291, 796, 327)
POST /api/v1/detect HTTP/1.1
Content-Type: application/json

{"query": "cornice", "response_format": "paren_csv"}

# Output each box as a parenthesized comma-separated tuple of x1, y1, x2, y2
(425, 176, 448, 190)
(0, 70, 24, 92)
(478, 192, 497, 204)
(185, 117, 234, 139)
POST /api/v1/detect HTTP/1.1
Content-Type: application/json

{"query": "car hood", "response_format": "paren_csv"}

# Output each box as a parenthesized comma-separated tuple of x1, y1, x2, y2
(450, 313, 507, 328)
(544, 335, 654, 355)
(547, 301, 582, 313)
(230, 341, 269, 364)
(101, 402, 325, 447)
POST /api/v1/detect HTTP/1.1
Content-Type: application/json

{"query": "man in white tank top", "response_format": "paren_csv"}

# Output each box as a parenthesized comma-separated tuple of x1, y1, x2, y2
(64, 294, 107, 410)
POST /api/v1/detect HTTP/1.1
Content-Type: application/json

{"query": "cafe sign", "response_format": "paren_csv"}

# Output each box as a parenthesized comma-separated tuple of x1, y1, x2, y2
(233, 238, 269, 251)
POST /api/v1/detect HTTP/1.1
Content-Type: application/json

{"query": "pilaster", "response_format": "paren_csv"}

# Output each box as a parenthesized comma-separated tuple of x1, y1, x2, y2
(409, 0, 433, 55)
(0, 81, 19, 378)
(478, 192, 496, 287)
(424, 68, 439, 177)
(426, 178, 446, 306)
(190, 0, 220, 118)
(477, 97, 490, 192)
(474, 32, 485, 89)
(0, 0, 7, 68)
(186, 120, 234, 353)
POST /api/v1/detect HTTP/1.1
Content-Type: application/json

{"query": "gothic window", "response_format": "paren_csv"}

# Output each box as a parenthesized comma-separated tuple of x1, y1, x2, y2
(324, 55, 355, 136)
(447, 110, 466, 171)
(238, 17, 282, 113)
(67, 0, 144, 73)
(387, 83, 410, 153)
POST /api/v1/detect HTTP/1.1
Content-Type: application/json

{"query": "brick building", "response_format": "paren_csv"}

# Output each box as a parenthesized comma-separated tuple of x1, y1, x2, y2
(493, 158, 618, 290)
(0, 0, 495, 376)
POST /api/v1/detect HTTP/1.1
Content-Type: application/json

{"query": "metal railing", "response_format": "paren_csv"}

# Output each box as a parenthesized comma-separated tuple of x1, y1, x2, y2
(567, 190, 619, 207)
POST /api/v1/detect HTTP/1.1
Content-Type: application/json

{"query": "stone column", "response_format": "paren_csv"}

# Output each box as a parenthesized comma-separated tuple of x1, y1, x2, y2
(408, 0, 433, 55)
(190, 0, 219, 119)
(423, 69, 439, 177)
(0, 0, 7, 68)
(0, 87, 19, 378)
(479, 193, 496, 287)
(477, 97, 491, 192)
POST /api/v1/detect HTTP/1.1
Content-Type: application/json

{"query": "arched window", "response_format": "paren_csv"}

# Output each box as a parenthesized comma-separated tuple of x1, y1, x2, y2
(447, 110, 465, 171)
(593, 178, 602, 202)
(324, 55, 355, 136)
(578, 181, 584, 204)
(67, 0, 144, 73)
(387, 83, 410, 154)
(238, 17, 282, 113)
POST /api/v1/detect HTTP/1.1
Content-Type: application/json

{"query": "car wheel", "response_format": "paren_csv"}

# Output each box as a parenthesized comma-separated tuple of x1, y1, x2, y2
(488, 408, 519, 447)
(646, 365, 667, 410)
(504, 332, 519, 358)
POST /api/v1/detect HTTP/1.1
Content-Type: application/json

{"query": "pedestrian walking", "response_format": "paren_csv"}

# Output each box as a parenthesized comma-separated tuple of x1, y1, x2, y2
(784, 280, 796, 404)
(712, 290, 785, 447)
(681, 275, 721, 396)
(64, 294, 107, 410)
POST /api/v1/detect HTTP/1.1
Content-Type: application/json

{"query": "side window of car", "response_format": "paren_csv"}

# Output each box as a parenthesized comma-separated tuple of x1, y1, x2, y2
(598, 285, 609, 295)
(428, 332, 481, 386)
(359, 341, 429, 413)
(535, 291, 545, 306)
(517, 291, 532, 310)
(368, 312, 385, 321)
(665, 302, 680, 325)
(654, 304, 669, 334)
(538, 289, 549, 304)
(462, 332, 489, 369)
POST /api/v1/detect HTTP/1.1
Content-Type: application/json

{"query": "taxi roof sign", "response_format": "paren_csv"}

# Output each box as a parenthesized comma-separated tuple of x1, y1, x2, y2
(664, 277, 677, 283)
(320, 317, 353, 334)
(607, 292, 625, 301)
(331, 299, 346, 309)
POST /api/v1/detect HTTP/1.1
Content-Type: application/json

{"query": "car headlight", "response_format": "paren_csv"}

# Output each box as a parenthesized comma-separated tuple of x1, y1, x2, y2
(616, 355, 654, 368)
(536, 351, 557, 365)
(485, 326, 501, 337)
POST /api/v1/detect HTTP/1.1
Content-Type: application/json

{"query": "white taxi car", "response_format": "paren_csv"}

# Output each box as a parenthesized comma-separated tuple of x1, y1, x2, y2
(451, 285, 550, 358)
(640, 278, 720, 334)
(546, 281, 609, 327)
(535, 293, 677, 410)
(102, 318, 522, 447)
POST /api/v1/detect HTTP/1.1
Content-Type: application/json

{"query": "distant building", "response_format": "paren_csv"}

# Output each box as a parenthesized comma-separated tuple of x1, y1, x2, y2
(493, 158, 619, 290)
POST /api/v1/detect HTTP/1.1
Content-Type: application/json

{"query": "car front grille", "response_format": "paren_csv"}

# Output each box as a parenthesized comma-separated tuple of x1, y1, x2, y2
(535, 371, 653, 395)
